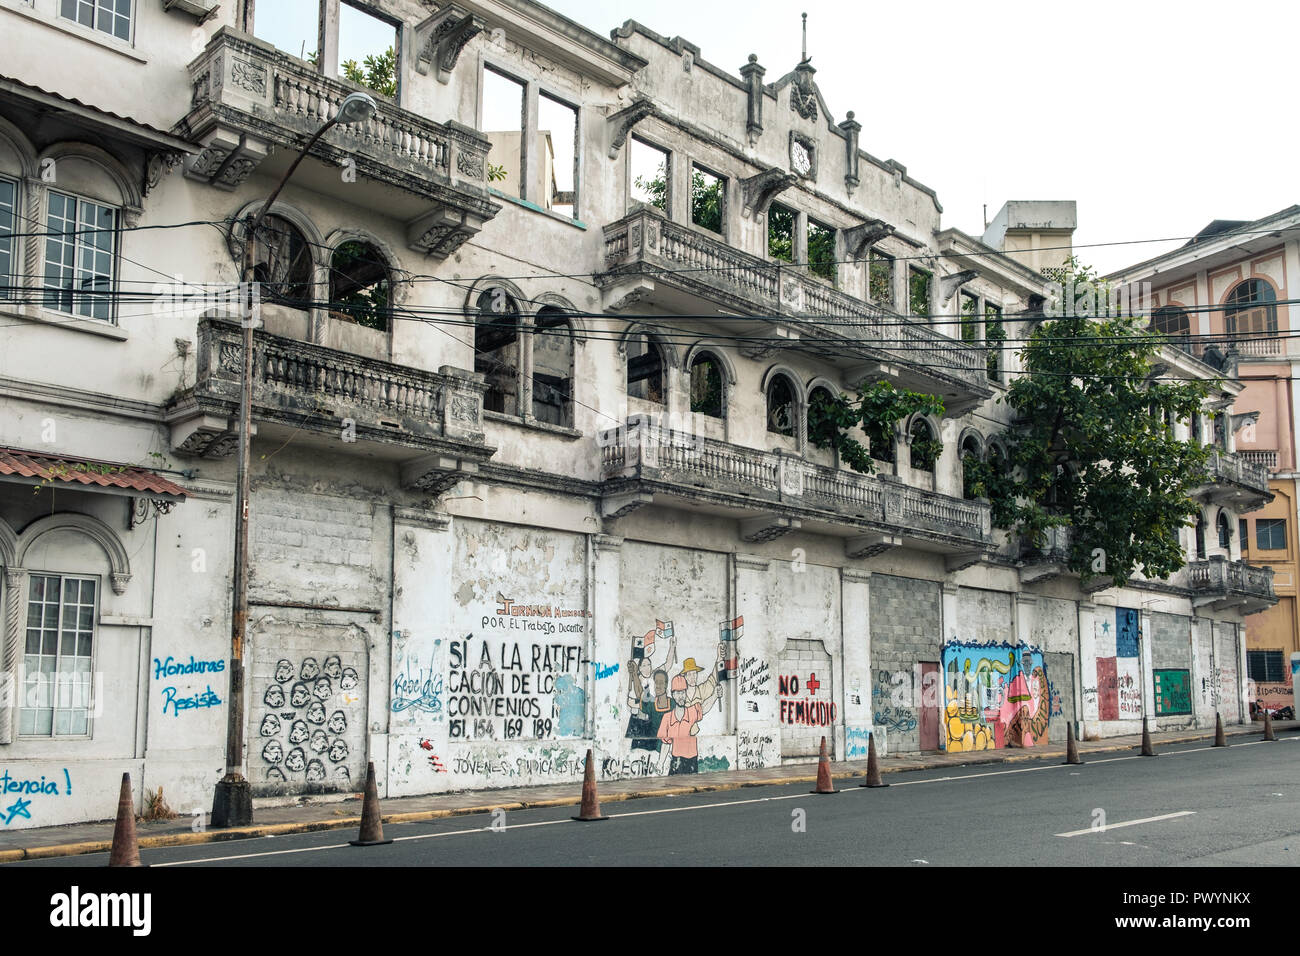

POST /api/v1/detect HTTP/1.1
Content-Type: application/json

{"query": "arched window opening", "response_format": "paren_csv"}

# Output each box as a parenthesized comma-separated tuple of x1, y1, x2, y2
(766, 375, 796, 437)
(1191, 412, 1203, 443)
(1217, 511, 1231, 550)
(252, 214, 312, 307)
(329, 240, 390, 331)
(532, 307, 573, 427)
(910, 417, 939, 472)
(960, 435, 983, 499)
(1195, 513, 1207, 560)
(475, 287, 520, 415)
(1225, 279, 1277, 352)
(626, 332, 664, 404)
(689, 352, 724, 418)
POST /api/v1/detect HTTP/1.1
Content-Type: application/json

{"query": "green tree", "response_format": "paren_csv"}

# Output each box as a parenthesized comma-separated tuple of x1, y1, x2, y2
(690, 170, 723, 233)
(341, 46, 397, 99)
(809, 381, 945, 473)
(807, 220, 836, 283)
(633, 160, 667, 211)
(966, 257, 1217, 587)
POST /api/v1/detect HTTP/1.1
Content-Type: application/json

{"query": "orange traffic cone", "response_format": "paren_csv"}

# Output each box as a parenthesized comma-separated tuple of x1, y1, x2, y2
(108, 772, 141, 867)
(811, 736, 834, 794)
(349, 761, 393, 846)
(572, 749, 608, 821)
(1063, 723, 1083, 765)
(1213, 712, 1227, 747)
(1140, 716, 1157, 757)
(859, 732, 889, 788)
(1264, 708, 1277, 741)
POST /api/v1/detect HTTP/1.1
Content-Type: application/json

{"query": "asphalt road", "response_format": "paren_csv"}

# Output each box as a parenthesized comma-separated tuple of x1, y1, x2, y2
(12, 734, 1300, 867)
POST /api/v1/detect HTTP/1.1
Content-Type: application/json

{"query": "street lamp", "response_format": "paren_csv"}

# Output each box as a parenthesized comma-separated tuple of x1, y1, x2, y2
(211, 91, 378, 829)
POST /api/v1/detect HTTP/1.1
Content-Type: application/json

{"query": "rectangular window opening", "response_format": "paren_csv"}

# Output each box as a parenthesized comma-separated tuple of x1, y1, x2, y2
(629, 138, 669, 212)
(538, 93, 578, 218)
(908, 267, 930, 317)
(806, 218, 836, 283)
(252, 0, 320, 61)
(482, 67, 526, 200)
(959, 292, 980, 343)
(690, 164, 724, 234)
(1247, 649, 1286, 683)
(339, 2, 400, 99)
(869, 249, 893, 307)
(985, 302, 1005, 382)
(767, 202, 794, 262)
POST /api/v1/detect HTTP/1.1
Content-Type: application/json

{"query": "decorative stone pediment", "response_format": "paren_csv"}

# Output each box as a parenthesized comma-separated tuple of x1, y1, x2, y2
(844, 219, 896, 260)
(740, 167, 797, 218)
(607, 96, 659, 159)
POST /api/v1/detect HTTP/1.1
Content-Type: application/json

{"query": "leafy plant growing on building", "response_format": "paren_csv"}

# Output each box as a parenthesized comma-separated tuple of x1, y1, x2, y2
(965, 257, 1217, 587)
(809, 381, 945, 473)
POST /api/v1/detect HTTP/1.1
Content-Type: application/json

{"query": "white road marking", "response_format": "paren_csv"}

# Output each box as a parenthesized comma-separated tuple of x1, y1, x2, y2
(150, 743, 1225, 866)
(1055, 810, 1195, 838)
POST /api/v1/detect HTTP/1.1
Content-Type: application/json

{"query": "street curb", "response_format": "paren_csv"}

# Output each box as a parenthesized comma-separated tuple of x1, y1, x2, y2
(1, 724, 1285, 862)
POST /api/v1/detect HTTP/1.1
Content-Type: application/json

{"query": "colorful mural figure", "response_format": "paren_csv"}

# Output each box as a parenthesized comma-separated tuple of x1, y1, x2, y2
(942, 643, 1049, 752)
(623, 617, 736, 773)
(658, 674, 705, 774)
(625, 621, 677, 751)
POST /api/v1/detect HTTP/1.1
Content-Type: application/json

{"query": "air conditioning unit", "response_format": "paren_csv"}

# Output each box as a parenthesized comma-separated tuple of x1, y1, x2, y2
(162, 0, 220, 22)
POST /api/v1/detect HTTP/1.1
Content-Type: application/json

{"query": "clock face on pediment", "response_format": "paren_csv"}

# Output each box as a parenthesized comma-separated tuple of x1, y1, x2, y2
(791, 139, 812, 176)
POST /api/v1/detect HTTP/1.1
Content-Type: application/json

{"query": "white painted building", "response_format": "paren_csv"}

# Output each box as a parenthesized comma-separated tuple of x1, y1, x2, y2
(0, 0, 1274, 828)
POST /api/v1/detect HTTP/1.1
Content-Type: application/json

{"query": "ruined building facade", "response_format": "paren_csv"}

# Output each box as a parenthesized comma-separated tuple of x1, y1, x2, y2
(0, 0, 1275, 826)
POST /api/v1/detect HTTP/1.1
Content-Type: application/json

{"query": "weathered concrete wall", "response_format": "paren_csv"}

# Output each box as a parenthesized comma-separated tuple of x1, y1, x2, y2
(869, 574, 940, 752)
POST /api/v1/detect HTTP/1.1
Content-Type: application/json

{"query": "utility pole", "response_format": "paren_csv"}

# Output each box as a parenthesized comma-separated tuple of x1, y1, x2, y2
(211, 91, 378, 828)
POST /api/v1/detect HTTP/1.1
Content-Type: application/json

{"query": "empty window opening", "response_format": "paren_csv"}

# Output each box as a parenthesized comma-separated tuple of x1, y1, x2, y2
(250, 215, 312, 309)
(329, 240, 390, 332)
(630, 138, 669, 211)
(768, 203, 795, 262)
(869, 249, 893, 307)
(690, 352, 725, 418)
(806, 218, 836, 283)
(910, 417, 939, 472)
(539, 93, 578, 217)
(908, 267, 930, 317)
(339, 3, 399, 98)
(532, 307, 574, 427)
(482, 67, 526, 199)
(766, 375, 796, 437)
(690, 164, 724, 234)
(959, 292, 980, 343)
(626, 332, 664, 404)
(475, 287, 520, 415)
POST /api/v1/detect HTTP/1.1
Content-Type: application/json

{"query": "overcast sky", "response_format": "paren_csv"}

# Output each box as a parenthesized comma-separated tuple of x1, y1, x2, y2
(546, 0, 1298, 273)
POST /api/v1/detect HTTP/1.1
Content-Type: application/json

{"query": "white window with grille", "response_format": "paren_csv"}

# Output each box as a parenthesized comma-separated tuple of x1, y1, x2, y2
(59, 0, 133, 42)
(42, 191, 118, 321)
(21, 574, 98, 737)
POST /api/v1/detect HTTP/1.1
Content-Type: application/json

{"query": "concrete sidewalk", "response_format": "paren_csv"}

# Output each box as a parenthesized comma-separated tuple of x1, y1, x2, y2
(3, 720, 1294, 862)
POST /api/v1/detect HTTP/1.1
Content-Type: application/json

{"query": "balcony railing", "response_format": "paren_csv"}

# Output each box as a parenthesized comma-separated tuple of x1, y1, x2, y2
(598, 418, 991, 549)
(167, 319, 492, 491)
(178, 29, 499, 258)
(1188, 556, 1276, 609)
(599, 210, 990, 397)
(1202, 449, 1271, 498)
(1237, 449, 1278, 471)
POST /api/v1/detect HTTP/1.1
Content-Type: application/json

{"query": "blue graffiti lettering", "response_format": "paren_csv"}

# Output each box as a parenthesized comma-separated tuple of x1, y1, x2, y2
(594, 661, 620, 680)
(0, 770, 63, 796)
(153, 656, 225, 681)
(845, 726, 873, 758)
(392, 670, 444, 716)
(162, 685, 223, 717)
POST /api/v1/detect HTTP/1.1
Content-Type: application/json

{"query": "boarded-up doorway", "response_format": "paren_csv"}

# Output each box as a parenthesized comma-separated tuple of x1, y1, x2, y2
(777, 639, 834, 758)
(919, 662, 940, 751)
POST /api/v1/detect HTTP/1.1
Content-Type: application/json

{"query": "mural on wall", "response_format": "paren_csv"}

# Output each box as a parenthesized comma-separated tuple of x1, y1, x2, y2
(1097, 607, 1142, 721)
(942, 643, 1050, 751)
(621, 616, 738, 774)
(445, 594, 589, 742)
(1153, 669, 1192, 716)
(255, 652, 364, 792)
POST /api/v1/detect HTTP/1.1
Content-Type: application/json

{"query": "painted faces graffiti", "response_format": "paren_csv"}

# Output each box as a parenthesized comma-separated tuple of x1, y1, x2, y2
(328, 740, 349, 763)
(288, 720, 309, 745)
(300, 658, 321, 681)
(284, 748, 306, 772)
(274, 660, 294, 684)
(309, 730, 329, 754)
(289, 682, 311, 708)
(262, 740, 283, 764)
(306, 701, 326, 725)
(323, 655, 343, 680)
(340, 668, 359, 691)
(328, 711, 347, 735)
(264, 685, 285, 708)
(312, 677, 333, 702)
(259, 714, 281, 737)
(256, 652, 364, 792)
(305, 759, 326, 782)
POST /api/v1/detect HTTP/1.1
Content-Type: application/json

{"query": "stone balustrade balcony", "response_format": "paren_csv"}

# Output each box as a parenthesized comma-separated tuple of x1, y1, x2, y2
(165, 318, 494, 492)
(596, 209, 993, 414)
(597, 416, 991, 563)
(1187, 556, 1276, 613)
(1194, 449, 1273, 510)
(175, 28, 499, 258)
